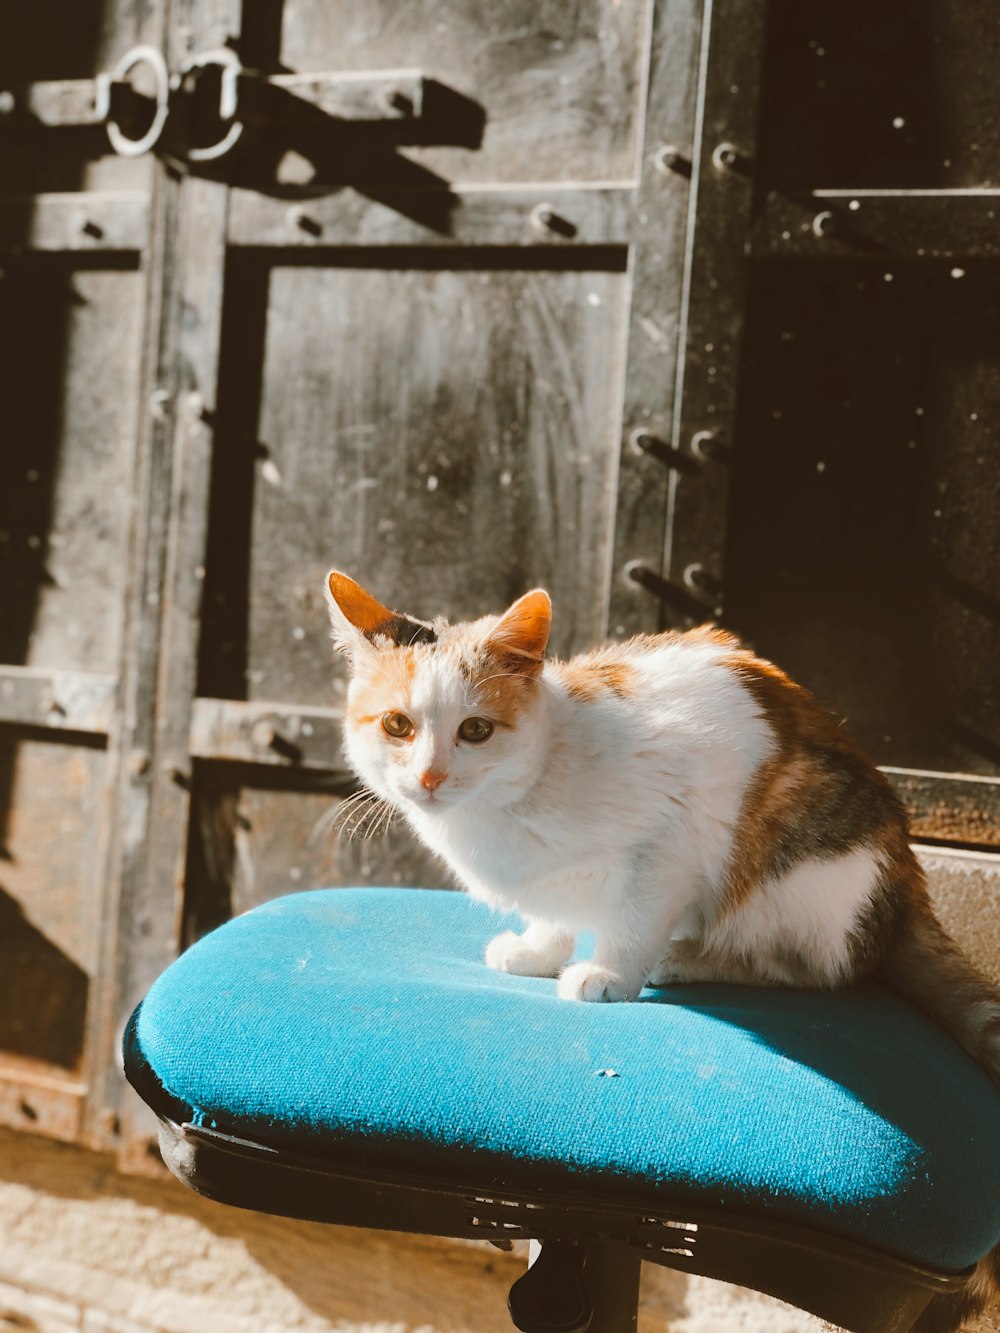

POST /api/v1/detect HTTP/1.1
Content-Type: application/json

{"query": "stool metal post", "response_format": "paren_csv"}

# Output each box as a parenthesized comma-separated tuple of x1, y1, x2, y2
(581, 1242, 641, 1333)
(509, 1239, 641, 1333)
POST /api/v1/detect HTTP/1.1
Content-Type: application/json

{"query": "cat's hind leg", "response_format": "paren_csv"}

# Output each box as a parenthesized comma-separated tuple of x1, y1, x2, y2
(649, 941, 812, 987)
(648, 939, 718, 985)
(485, 919, 575, 978)
(648, 940, 762, 986)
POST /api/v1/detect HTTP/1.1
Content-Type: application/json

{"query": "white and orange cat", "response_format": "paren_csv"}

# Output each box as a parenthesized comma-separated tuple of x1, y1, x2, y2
(324, 571, 999, 1044)
(326, 570, 998, 1330)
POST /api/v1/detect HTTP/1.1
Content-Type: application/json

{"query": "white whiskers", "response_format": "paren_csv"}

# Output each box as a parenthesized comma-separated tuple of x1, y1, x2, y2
(310, 788, 397, 844)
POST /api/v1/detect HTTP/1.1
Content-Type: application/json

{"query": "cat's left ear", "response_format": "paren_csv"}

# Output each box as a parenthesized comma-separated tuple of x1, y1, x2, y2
(325, 570, 395, 660)
(482, 589, 552, 677)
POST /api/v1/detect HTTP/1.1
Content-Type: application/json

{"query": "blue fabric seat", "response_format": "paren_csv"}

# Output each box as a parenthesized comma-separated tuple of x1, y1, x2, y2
(125, 887, 1000, 1331)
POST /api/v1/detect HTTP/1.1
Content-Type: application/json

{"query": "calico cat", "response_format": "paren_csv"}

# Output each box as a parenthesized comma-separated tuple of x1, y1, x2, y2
(325, 569, 999, 1333)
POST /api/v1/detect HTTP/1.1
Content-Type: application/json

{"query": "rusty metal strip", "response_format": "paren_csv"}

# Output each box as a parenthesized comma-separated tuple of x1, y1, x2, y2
(883, 768, 1000, 847)
(0, 666, 116, 734)
(656, 0, 769, 624)
(753, 189, 1000, 260)
(189, 698, 348, 772)
(227, 185, 632, 248)
(0, 193, 149, 252)
(0, 1062, 86, 1143)
(606, 0, 707, 639)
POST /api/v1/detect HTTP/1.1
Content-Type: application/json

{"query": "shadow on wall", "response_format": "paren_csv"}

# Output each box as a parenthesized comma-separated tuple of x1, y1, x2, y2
(0, 888, 87, 1070)
(0, 0, 107, 1077)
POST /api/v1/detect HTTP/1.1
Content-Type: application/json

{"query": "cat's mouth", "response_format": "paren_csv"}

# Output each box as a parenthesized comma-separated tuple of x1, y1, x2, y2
(407, 785, 456, 810)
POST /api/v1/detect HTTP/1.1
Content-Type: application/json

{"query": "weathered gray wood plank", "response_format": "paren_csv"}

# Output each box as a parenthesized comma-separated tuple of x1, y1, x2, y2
(0, 194, 149, 252)
(190, 697, 346, 771)
(0, 1064, 85, 1142)
(0, 667, 116, 734)
(110, 177, 234, 1172)
(0, 265, 143, 677)
(277, 0, 649, 186)
(246, 69, 426, 123)
(207, 781, 452, 922)
(228, 186, 632, 248)
(235, 261, 628, 709)
(97, 0, 242, 1172)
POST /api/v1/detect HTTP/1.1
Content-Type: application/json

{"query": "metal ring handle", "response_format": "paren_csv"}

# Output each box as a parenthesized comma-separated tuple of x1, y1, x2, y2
(175, 47, 244, 162)
(104, 45, 170, 158)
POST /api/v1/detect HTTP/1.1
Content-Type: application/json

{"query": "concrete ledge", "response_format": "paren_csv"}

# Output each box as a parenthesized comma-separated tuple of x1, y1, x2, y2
(916, 844, 1000, 987)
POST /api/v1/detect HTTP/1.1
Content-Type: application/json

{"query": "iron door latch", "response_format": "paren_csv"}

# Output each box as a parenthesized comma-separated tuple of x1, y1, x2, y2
(0, 46, 426, 161)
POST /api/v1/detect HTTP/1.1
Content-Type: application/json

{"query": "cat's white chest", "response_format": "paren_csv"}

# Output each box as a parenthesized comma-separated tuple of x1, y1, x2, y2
(411, 804, 623, 929)
(414, 806, 560, 891)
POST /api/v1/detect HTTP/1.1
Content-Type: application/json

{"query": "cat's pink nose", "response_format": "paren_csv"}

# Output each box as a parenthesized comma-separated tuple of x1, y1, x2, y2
(419, 769, 447, 792)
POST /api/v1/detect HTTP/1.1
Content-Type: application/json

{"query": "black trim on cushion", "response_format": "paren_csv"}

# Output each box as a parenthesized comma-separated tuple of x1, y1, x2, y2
(123, 1004, 197, 1127)
(155, 1116, 968, 1333)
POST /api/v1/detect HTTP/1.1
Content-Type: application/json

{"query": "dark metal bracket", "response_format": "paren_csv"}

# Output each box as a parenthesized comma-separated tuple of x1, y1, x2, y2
(508, 1240, 593, 1333)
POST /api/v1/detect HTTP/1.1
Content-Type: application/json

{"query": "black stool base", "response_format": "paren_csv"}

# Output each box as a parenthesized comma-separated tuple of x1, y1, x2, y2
(156, 1117, 966, 1333)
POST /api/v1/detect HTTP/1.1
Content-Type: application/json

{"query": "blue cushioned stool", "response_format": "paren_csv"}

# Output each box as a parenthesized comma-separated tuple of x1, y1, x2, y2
(124, 888, 1000, 1333)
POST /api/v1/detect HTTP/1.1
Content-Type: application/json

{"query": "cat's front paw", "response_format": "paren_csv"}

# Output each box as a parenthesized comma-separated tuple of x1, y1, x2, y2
(485, 931, 561, 978)
(558, 962, 638, 1003)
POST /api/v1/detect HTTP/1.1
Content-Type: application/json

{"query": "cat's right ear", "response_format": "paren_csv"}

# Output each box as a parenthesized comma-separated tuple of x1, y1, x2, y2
(324, 570, 394, 661)
(482, 588, 552, 677)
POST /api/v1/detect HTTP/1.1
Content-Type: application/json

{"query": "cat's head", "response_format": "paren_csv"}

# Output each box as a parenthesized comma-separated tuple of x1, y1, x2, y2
(326, 571, 552, 815)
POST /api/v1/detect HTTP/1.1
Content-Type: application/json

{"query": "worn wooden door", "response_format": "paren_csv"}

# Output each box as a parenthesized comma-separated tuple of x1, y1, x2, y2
(5, 0, 739, 1167)
(8, 0, 992, 1178)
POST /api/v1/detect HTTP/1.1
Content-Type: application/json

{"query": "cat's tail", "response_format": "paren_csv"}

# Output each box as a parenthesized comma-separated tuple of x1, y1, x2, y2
(911, 1244, 1000, 1333)
(878, 892, 1000, 1333)
(878, 896, 1000, 1087)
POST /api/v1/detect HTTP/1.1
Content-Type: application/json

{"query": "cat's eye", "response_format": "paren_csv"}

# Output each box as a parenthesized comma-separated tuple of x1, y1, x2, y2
(381, 711, 415, 739)
(458, 716, 494, 744)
